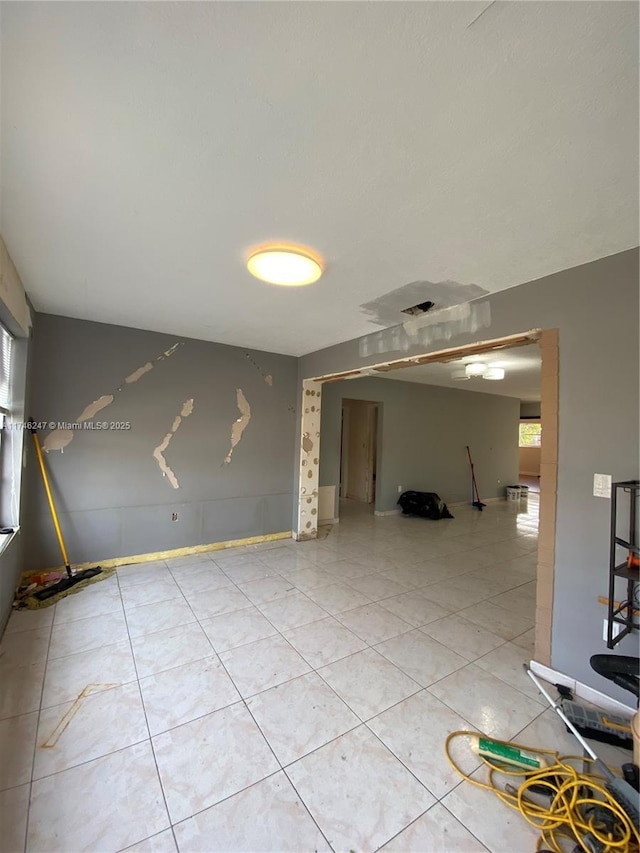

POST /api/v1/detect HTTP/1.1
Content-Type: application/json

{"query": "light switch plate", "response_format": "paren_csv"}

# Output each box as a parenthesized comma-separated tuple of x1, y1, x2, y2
(593, 473, 612, 499)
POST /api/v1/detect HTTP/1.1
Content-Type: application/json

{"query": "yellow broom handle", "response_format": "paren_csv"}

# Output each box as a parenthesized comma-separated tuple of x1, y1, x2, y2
(31, 428, 70, 570)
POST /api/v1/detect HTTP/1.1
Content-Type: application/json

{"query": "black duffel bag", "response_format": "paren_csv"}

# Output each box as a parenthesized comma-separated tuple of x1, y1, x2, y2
(397, 490, 454, 520)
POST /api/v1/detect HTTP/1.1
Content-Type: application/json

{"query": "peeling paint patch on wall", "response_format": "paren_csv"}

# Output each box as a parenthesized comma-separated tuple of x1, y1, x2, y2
(42, 429, 74, 453)
(153, 398, 194, 489)
(77, 395, 114, 423)
(125, 362, 153, 384)
(43, 342, 184, 452)
(224, 389, 251, 465)
(297, 381, 322, 540)
(245, 351, 273, 386)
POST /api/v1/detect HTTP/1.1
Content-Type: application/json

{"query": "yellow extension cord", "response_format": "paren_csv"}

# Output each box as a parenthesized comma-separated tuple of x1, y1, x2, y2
(445, 731, 640, 853)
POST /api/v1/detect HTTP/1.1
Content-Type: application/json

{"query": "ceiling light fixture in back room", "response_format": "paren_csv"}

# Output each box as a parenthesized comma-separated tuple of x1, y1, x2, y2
(459, 362, 506, 381)
(465, 362, 488, 377)
(483, 367, 505, 380)
(246, 244, 323, 286)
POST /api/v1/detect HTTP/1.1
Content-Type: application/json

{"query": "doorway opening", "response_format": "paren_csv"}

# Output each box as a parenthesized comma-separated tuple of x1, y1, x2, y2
(340, 400, 379, 505)
(296, 328, 558, 668)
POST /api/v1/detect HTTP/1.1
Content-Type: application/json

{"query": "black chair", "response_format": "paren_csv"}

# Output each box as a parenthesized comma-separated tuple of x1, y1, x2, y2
(590, 654, 639, 703)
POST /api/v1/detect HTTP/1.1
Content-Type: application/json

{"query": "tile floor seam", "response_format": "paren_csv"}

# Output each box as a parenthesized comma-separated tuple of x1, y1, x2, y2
(369, 801, 446, 852)
(279, 768, 337, 852)
(29, 735, 156, 786)
(116, 571, 174, 841)
(415, 624, 512, 664)
(187, 633, 337, 853)
(341, 722, 439, 847)
(126, 574, 220, 680)
(309, 649, 425, 728)
(5, 499, 545, 852)
(198, 615, 279, 656)
(23, 599, 56, 853)
(39, 672, 140, 711)
(472, 652, 545, 705)
(418, 683, 489, 736)
(254, 588, 333, 632)
(167, 762, 341, 852)
(371, 633, 471, 681)
(189, 590, 321, 698)
(364, 727, 469, 806)
(434, 801, 492, 852)
(278, 718, 364, 771)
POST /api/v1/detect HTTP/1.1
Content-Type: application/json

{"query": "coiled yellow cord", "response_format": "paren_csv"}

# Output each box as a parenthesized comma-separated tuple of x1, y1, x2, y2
(445, 731, 640, 853)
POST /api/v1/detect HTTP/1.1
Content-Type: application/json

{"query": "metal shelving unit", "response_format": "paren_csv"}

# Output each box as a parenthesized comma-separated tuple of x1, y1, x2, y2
(606, 480, 640, 649)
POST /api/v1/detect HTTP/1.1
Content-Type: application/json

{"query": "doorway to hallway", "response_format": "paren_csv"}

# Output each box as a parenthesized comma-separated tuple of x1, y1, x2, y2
(340, 400, 379, 504)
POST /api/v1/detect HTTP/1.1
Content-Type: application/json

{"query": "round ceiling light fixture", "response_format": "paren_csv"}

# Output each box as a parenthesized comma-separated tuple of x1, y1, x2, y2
(246, 244, 323, 286)
(465, 362, 488, 378)
(483, 367, 505, 381)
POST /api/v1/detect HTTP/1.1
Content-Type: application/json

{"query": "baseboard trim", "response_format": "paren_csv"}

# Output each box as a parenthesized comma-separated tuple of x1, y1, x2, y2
(519, 472, 541, 478)
(35, 531, 293, 575)
(318, 517, 340, 525)
(448, 496, 506, 508)
(529, 660, 635, 717)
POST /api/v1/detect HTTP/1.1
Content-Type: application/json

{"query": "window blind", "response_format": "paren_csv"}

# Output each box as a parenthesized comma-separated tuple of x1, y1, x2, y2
(0, 324, 13, 413)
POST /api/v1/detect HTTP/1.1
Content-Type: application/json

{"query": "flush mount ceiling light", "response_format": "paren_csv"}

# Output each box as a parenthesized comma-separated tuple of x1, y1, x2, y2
(459, 361, 507, 381)
(465, 362, 488, 378)
(452, 369, 470, 381)
(246, 244, 323, 287)
(483, 367, 505, 380)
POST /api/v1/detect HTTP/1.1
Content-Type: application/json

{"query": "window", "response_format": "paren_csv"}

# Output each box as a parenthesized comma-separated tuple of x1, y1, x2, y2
(0, 323, 15, 526)
(0, 322, 12, 416)
(519, 421, 542, 448)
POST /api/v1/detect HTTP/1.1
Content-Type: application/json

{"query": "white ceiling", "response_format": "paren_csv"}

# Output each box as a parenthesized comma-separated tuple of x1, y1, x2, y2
(1, 2, 637, 356)
(375, 343, 542, 401)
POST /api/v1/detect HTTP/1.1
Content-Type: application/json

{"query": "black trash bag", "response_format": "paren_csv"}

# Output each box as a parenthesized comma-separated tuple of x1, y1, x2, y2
(397, 490, 454, 520)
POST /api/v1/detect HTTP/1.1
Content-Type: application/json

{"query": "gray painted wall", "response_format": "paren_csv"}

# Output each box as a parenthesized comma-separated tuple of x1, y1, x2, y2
(319, 377, 519, 515)
(24, 314, 297, 570)
(520, 401, 541, 418)
(300, 249, 640, 703)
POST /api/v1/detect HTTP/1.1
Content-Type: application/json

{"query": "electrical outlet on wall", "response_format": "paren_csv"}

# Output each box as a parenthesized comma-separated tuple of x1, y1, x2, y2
(171, 512, 179, 522)
(397, 485, 402, 493)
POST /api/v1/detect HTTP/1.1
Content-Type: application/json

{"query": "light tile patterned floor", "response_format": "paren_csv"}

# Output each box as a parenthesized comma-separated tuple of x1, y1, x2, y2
(0, 496, 629, 851)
